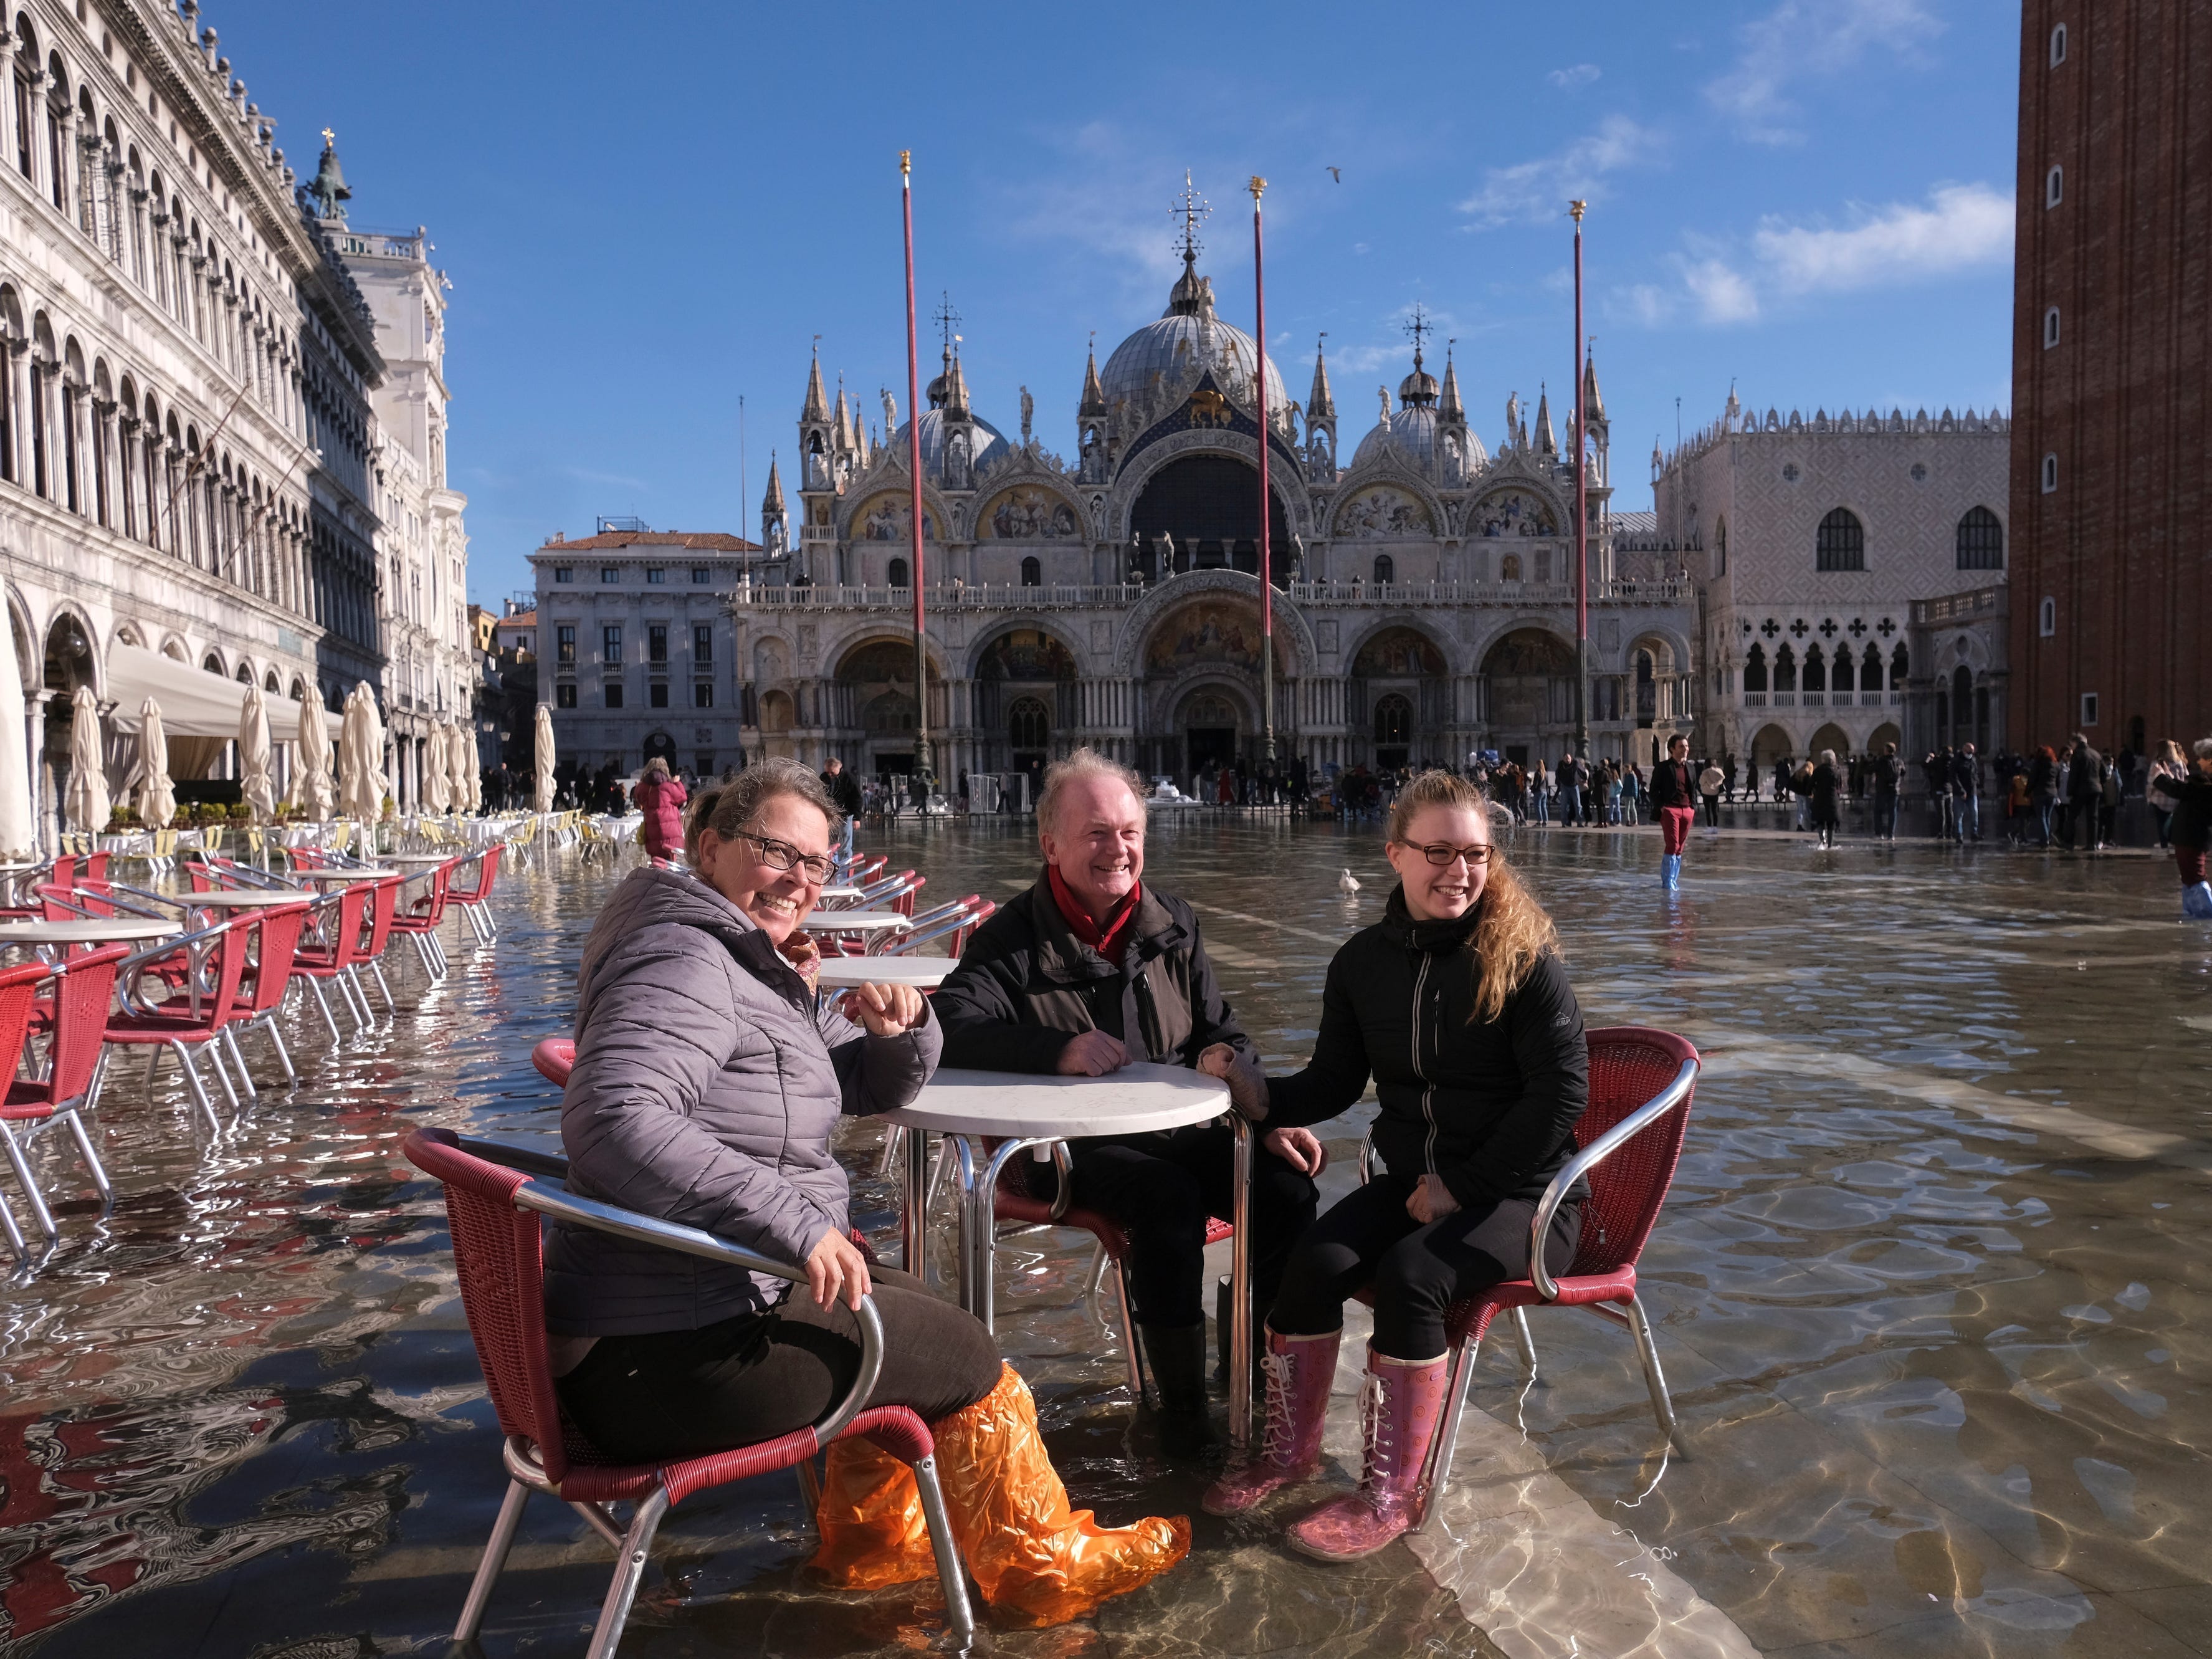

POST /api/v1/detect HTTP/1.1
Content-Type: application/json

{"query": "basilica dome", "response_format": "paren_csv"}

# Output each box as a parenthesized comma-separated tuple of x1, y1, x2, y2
(1353, 404, 1440, 469)
(889, 406, 1011, 479)
(1099, 257, 1290, 420)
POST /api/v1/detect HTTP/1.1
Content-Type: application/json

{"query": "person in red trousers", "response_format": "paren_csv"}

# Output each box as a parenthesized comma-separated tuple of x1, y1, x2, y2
(1649, 734, 1697, 891)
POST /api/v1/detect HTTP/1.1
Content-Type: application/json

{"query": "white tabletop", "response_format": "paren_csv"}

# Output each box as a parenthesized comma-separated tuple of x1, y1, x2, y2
(814, 957, 954, 989)
(384, 853, 458, 865)
(815, 886, 867, 904)
(887, 1062, 1230, 1139)
(179, 889, 315, 909)
(0, 917, 179, 944)
(303, 867, 396, 882)
(806, 911, 908, 934)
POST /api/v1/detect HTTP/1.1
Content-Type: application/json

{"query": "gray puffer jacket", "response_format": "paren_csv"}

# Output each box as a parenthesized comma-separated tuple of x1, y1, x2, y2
(545, 864, 940, 1336)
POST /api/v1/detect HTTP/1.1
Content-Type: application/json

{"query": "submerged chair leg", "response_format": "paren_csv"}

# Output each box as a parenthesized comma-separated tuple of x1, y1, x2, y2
(308, 979, 343, 1045)
(62, 1111, 112, 1207)
(1112, 1259, 1153, 1409)
(912, 1453, 976, 1651)
(454, 1478, 531, 1643)
(1621, 1293, 1690, 1457)
(584, 1484, 672, 1659)
(0, 1126, 58, 1242)
(264, 1020, 297, 1086)
(1512, 1306, 1540, 1382)
(1415, 1336, 1483, 1534)
(370, 960, 397, 1012)
(0, 1182, 27, 1259)
(222, 1028, 258, 1099)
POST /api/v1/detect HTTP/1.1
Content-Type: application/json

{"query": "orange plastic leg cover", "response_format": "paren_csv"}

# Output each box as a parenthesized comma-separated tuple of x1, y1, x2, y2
(932, 1362, 1190, 1626)
(808, 1435, 936, 1589)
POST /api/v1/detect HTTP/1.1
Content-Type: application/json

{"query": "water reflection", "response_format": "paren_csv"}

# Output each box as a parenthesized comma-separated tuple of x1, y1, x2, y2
(0, 822, 2206, 1657)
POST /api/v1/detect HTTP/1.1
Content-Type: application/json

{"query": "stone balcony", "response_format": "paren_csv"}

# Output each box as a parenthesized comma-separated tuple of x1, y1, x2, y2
(730, 575, 1692, 611)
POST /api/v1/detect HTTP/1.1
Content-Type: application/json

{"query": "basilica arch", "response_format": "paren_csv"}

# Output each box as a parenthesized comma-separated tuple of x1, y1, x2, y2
(1120, 445, 1298, 581)
(1478, 625, 1576, 765)
(1125, 576, 1309, 780)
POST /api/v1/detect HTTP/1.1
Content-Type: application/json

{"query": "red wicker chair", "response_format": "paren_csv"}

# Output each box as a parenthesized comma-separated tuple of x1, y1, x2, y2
(0, 946, 128, 1260)
(403, 1127, 973, 1657)
(446, 844, 505, 945)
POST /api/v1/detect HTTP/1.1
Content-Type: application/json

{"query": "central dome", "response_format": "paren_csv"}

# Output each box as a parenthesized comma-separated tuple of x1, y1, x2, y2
(888, 408, 1011, 479)
(1099, 257, 1290, 421)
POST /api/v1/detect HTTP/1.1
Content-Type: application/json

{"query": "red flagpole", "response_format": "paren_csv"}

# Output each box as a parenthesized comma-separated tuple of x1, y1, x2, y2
(902, 151, 930, 785)
(1571, 199, 1589, 763)
(1251, 176, 1274, 765)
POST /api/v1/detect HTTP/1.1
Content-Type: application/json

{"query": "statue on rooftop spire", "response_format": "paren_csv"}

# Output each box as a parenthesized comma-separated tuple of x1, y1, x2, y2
(306, 129, 350, 222)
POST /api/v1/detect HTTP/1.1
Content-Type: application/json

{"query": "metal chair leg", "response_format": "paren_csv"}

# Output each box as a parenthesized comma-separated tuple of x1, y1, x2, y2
(264, 1020, 297, 1086)
(1111, 1259, 1153, 1409)
(912, 1453, 976, 1651)
(62, 1111, 112, 1207)
(222, 1028, 258, 1099)
(583, 1484, 672, 1659)
(0, 1124, 57, 1241)
(370, 960, 397, 1011)
(1621, 1292, 1691, 1457)
(172, 1043, 221, 1132)
(308, 979, 343, 1045)
(453, 1478, 530, 1643)
(0, 1181, 27, 1259)
(1512, 1306, 1540, 1382)
(1416, 1336, 1482, 1534)
(1084, 1240, 1108, 1304)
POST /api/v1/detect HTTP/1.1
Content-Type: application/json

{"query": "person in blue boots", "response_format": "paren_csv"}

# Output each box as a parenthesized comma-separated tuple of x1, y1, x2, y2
(1650, 734, 1697, 889)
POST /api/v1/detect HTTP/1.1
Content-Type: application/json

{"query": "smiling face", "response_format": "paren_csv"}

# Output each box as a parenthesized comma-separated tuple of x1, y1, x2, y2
(1039, 774, 1146, 920)
(1386, 802, 1492, 923)
(695, 791, 831, 945)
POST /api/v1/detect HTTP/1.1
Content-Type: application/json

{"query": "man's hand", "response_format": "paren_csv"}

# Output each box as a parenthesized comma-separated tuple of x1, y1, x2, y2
(1198, 1041, 1270, 1119)
(805, 1225, 872, 1311)
(780, 930, 822, 989)
(1405, 1173, 1463, 1225)
(1263, 1124, 1327, 1176)
(1055, 1030, 1130, 1076)
(838, 981, 926, 1036)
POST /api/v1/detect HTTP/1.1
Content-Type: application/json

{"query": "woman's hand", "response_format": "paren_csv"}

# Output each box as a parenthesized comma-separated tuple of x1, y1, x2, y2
(780, 930, 822, 990)
(806, 1225, 872, 1312)
(838, 980, 925, 1036)
(1198, 1042, 1270, 1120)
(1405, 1173, 1463, 1225)
(1263, 1124, 1327, 1176)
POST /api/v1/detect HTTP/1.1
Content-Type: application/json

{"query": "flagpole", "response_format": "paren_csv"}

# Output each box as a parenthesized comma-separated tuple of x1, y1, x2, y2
(902, 151, 931, 791)
(1251, 176, 1274, 768)
(1571, 199, 1590, 765)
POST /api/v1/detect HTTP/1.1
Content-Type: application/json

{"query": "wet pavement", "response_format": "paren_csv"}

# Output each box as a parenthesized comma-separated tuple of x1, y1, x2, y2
(1, 817, 2206, 1657)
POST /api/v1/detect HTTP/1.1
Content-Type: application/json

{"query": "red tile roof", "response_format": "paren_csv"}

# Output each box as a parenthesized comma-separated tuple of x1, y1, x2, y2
(536, 531, 760, 553)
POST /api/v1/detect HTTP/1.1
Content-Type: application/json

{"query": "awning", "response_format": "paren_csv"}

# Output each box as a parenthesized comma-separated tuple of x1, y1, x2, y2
(104, 643, 345, 740)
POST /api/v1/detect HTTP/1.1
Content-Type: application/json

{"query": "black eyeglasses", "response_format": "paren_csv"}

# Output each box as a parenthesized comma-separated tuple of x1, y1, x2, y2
(737, 832, 835, 884)
(1402, 841, 1494, 868)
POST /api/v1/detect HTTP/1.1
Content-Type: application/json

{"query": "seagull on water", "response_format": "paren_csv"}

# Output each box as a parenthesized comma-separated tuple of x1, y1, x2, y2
(1338, 868, 1361, 895)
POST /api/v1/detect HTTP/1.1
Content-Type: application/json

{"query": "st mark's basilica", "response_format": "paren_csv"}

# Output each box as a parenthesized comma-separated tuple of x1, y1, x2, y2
(730, 213, 1695, 790)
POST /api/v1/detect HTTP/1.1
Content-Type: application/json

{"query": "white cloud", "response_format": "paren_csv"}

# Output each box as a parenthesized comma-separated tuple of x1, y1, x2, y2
(1548, 64, 1601, 89)
(1752, 182, 2014, 292)
(1704, 0, 1942, 145)
(1459, 116, 1662, 228)
(1681, 258, 1760, 324)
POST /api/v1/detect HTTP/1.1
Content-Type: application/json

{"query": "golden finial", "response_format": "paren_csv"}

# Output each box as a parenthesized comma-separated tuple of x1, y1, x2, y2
(899, 149, 912, 176)
(321, 127, 335, 148)
(1569, 199, 1587, 221)
(1249, 175, 1266, 200)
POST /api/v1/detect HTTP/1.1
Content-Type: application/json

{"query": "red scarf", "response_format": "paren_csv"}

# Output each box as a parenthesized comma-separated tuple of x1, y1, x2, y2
(1047, 864, 1141, 966)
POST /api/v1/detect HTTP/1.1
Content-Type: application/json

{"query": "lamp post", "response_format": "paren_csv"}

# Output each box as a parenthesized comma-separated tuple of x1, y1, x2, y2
(901, 151, 932, 791)
(1251, 174, 1275, 767)
(1571, 199, 1590, 765)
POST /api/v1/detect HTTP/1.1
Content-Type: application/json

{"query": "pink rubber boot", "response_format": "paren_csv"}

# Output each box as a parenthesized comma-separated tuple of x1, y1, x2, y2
(1199, 1327, 1340, 1516)
(1286, 1344, 1449, 1561)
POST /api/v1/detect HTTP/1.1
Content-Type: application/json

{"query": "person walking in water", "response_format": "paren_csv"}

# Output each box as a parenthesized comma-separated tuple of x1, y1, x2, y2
(1697, 757, 1724, 833)
(2163, 739, 2212, 919)
(1650, 734, 1697, 889)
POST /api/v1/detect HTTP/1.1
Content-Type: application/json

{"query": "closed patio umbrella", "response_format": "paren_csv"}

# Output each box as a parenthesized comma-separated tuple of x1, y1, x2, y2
(295, 691, 334, 821)
(449, 721, 475, 816)
(423, 723, 452, 815)
(532, 704, 555, 813)
(338, 687, 371, 821)
(138, 698, 176, 830)
(239, 684, 276, 825)
(64, 692, 110, 836)
(360, 685, 387, 818)
(0, 610, 31, 858)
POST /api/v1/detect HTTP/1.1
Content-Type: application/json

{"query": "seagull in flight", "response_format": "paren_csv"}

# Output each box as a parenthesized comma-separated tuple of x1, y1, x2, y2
(1327, 166, 1342, 183)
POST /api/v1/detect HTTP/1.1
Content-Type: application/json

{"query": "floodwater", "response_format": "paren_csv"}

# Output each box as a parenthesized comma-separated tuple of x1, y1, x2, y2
(1, 818, 2207, 1658)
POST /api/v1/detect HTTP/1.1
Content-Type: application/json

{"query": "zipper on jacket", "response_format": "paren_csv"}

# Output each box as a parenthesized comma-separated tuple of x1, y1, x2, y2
(1409, 952, 1438, 1174)
(1133, 965, 1165, 1062)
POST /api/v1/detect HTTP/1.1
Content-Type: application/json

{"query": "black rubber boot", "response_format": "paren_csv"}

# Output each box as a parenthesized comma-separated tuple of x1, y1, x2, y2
(1140, 1322, 1215, 1459)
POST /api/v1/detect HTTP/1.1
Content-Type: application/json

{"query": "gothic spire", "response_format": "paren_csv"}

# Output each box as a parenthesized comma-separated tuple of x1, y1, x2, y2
(1535, 383, 1557, 456)
(832, 383, 851, 452)
(1307, 336, 1335, 422)
(943, 347, 971, 419)
(1582, 350, 1606, 423)
(763, 452, 786, 514)
(801, 348, 829, 424)
(1079, 342, 1108, 418)
(1438, 341, 1464, 423)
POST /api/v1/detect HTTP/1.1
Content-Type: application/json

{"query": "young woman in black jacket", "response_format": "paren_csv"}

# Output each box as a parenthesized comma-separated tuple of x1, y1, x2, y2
(1194, 770, 1588, 1560)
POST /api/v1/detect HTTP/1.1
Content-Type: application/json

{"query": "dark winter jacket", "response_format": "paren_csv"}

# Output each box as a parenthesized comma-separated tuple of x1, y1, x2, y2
(1809, 762, 1843, 827)
(2068, 745, 2103, 803)
(1649, 758, 1695, 811)
(821, 767, 864, 819)
(548, 865, 941, 1336)
(1872, 753, 1904, 796)
(1952, 751, 1980, 797)
(2165, 768, 2212, 852)
(1266, 887, 1589, 1214)
(935, 868, 1247, 1072)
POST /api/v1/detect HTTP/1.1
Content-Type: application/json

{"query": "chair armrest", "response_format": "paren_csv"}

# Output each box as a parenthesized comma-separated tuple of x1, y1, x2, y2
(112, 920, 231, 1015)
(1528, 1054, 1699, 1301)
(503, 1169, 886, 1444)
(457, 1134, 569, 1180)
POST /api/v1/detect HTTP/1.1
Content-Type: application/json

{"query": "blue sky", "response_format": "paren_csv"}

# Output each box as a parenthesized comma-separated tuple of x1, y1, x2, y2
(210, 0, 2021, 605)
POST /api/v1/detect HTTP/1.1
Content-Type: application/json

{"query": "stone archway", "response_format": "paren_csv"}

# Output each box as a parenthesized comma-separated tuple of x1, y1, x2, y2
(1478, 626, 1575, 763)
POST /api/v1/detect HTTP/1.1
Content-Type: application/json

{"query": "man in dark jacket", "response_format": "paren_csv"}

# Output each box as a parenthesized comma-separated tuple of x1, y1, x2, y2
(1953, 743, 1981, 843)
(2067, 734, 2103, 849)
(935, 749, 1323, 1456)
(1872, 743, 1904, 839)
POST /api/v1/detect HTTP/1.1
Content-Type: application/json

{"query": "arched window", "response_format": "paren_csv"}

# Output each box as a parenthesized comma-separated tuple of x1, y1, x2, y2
(1714, 514, 1728, 575)
(1956, 506, 2004, 570)
(1008, 696, 1049, 752)
(1815, 507, 1864, 571)
(2046, 165, 2063, 208)
(1500, 553, 1522, 582)
(887, 557, 908, 588)
(1802, 644, 1826, 696)
(2043, 306, 2061, 348)
(1372, 554, 1394, 585)
(1890, 643, 1909, 688)
(2051, 22, 2067, 64)
(2041, 452, 2059, 492)
(1743, 643, 1768, 694)
(1861, 643, 1882, 694)
(1019, 555, 1041, 587)
(1774, 643, 1796, 695)
(1832, 646, 1855, 696)
(1373, 693, 1412, 748)
(1634, 650, 1656, 722)
(2039, 596, 2056, 637)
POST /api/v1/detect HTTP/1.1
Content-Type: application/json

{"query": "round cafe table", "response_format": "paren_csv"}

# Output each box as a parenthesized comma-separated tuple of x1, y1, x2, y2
(301, 866, 397, 884)
(806, 911, 909, 944)
(177, 889, 314, 910)
(813, 957, 953, 990)
(0, 917, 179, 947)
(883, 1063, 1257, 1448)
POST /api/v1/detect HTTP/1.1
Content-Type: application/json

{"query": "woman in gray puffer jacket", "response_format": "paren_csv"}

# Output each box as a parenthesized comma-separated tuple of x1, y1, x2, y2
(548, 758, 1186, 1623)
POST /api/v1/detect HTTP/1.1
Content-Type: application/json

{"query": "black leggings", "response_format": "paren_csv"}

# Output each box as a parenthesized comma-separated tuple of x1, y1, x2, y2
(555, 1267, 1003, 1463)
(1049, 1122, 1319, 1329)
(1270, 1175, 1582, 1360)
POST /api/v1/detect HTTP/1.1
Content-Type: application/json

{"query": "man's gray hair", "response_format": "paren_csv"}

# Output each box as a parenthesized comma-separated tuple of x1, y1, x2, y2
(1037, 747, 1146, 835)
(693, 757, 842, 845)
(2194, 737, 2212, 762)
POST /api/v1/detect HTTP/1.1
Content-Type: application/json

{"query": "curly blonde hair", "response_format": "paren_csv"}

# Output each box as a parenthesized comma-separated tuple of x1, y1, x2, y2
(1386, 769, 1561, 1025)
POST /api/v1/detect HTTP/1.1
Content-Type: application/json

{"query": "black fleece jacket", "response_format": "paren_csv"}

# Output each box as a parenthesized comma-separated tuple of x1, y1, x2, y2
(1265, 887, 1589, 1213)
